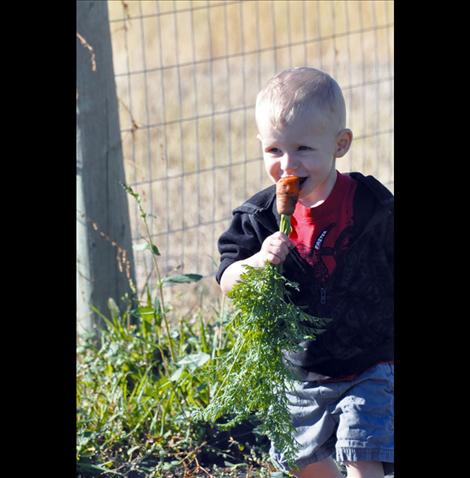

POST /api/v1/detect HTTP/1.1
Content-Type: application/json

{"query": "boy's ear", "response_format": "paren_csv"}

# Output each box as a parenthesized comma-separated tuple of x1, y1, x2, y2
(334, 128, 353, 158)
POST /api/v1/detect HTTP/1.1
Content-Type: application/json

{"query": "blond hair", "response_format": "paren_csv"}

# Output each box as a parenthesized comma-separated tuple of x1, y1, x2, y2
(255, 67, 346, 132)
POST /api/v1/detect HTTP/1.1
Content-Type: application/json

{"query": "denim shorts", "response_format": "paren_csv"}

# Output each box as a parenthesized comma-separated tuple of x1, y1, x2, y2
(270, 362, 394, 474)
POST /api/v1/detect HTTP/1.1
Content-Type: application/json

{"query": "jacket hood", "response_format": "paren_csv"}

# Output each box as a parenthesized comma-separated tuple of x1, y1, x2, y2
(349, 172, 393, 207)
(233, 172, 393, 232)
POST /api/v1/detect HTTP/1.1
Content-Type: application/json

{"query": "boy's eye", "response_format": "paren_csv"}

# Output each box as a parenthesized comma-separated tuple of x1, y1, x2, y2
(266, 147, 281, 154)
(298, 146, 313, 151)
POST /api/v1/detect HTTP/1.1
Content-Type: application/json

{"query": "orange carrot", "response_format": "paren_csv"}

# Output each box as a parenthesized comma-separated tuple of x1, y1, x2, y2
(276, 176, 300, 216)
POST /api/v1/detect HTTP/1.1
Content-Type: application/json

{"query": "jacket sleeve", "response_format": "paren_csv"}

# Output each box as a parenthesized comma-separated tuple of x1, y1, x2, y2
(215, 212, 264, 284)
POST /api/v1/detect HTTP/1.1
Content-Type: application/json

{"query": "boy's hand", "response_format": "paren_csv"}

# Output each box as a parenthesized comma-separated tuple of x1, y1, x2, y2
(258, 232, 294, 265)
(219, 232, 294, 293)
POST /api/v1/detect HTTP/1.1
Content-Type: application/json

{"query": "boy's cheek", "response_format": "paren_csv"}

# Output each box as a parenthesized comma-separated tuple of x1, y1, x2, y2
(263, 160, 281, 183)
(267, 171, 280, 183)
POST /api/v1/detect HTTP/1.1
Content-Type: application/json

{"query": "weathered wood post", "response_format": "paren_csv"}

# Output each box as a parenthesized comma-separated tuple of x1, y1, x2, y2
(77, 0, 136, 336)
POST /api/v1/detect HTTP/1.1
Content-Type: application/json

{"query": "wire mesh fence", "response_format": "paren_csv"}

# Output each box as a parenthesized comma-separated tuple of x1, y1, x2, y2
(107, 0, 394, 301)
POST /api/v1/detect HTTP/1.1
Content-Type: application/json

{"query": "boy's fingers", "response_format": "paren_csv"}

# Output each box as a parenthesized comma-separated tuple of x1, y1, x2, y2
(275, 238, 295, 251)
(270, 234, 290, 245)
(268, 254, 281, 264)
(262, 234, 293, 263)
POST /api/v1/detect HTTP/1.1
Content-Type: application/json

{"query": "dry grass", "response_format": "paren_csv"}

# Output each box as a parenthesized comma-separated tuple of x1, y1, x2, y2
(106, 0, 393, 309)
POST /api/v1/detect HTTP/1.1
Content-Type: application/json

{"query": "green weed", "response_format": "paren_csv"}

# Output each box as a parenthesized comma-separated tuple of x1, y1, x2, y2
(77, 187, 271, 477)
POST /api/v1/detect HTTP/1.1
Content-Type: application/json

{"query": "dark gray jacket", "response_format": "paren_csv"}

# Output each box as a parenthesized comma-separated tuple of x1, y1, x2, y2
(216, 172, 394, 378)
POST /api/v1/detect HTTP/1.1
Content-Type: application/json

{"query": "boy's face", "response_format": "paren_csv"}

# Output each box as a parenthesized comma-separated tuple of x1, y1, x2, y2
(257, 106, 352, 207)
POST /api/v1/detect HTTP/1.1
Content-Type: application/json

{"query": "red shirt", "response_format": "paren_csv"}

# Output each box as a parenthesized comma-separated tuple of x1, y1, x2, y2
(289, 171, 357, 283)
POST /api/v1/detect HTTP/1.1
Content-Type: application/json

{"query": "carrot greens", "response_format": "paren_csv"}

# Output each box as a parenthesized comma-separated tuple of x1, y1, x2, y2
(201, 178, 329, 469)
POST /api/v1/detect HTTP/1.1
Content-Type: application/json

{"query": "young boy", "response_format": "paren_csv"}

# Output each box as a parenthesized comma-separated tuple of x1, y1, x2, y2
(215, 67, 394, 478)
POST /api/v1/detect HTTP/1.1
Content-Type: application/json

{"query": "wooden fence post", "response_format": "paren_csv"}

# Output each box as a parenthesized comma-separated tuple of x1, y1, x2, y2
(77, 0, 136, 335)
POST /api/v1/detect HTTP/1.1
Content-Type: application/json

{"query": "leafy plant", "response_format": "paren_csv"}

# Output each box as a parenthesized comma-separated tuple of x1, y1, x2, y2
(77, 185, 274, 477)
(200, 177, 331, 469)
(199, 264, 328, 469)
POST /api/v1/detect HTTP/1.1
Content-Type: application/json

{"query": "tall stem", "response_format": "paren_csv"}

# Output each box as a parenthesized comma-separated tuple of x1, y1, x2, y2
(277, 214, 291, 275)
(142, 219, 176, 363)
(124, 184, 176, 363)
(279, 214, 291, 235)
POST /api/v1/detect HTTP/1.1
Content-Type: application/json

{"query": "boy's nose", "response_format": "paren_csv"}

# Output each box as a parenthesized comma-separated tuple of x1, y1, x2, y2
(280, 153, 298, 173)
